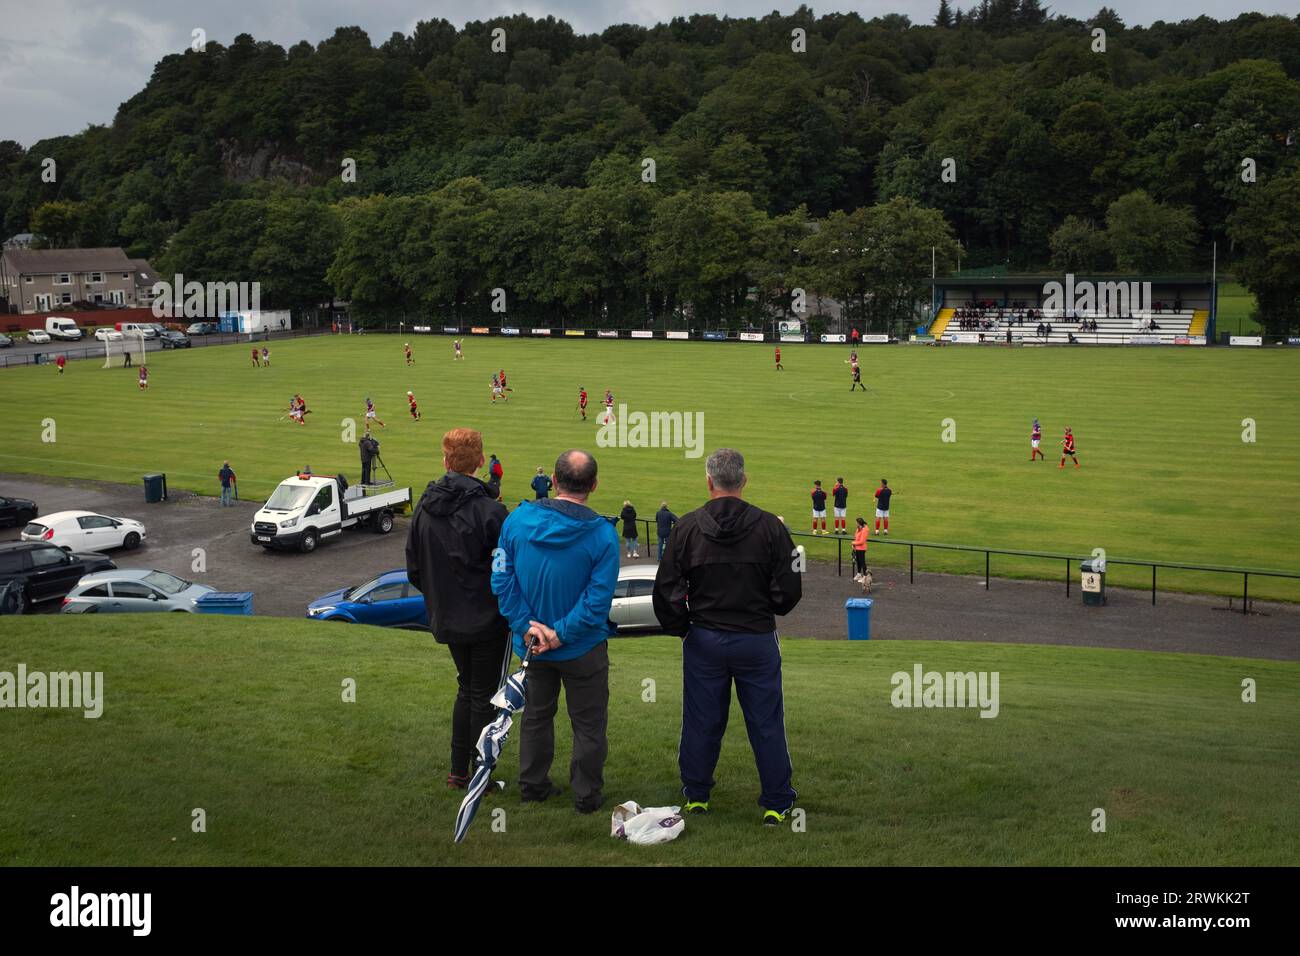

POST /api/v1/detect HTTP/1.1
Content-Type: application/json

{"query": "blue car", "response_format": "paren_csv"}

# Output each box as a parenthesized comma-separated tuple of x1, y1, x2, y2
(305, 569, 426, 628)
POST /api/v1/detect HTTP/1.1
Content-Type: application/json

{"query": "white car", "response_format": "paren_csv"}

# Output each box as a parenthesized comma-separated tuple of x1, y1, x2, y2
(609, 564, 661, 632)
(21, 510, 147, 552)
(94, 328, 123, 342)
(26, 329, 51, 344)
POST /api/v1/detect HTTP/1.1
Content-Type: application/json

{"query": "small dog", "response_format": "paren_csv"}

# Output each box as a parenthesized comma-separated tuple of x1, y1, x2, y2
(853, 569, 873, 593)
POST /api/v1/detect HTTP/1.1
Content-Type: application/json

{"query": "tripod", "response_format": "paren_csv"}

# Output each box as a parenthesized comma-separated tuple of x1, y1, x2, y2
(374, 453, 394, 483)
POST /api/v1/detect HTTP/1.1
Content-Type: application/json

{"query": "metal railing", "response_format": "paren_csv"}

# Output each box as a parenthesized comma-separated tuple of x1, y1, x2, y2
(586, 513, 1298, 614)
(784, 531, 1299, 614)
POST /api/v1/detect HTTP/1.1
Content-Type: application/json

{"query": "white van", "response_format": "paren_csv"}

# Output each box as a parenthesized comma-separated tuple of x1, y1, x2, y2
(115, 321, 157, 339)
(45, 317, 83, 340)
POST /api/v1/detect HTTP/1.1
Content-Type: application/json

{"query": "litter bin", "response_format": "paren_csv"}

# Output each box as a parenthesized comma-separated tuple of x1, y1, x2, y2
(142, 473, 168, 503)
(195, 592, 254, 616)
(1081, 559, 1106, 606)
(845, 597, 873, 640)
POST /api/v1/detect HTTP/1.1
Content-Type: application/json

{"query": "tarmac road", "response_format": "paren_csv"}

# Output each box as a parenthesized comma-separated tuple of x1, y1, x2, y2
(3, 471, 1297, 662)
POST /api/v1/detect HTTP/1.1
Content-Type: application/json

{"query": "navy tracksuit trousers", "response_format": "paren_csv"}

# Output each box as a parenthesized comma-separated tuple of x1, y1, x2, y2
(680, 625, 796, 812)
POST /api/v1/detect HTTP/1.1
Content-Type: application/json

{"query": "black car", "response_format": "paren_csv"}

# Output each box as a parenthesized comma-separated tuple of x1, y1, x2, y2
(160, 330, 191, 349)
(0, 495, 38, 528)
(0, 541, 115, 613)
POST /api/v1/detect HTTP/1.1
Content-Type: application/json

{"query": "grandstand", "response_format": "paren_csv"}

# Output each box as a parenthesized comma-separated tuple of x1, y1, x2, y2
(928, 274, 1214, 345)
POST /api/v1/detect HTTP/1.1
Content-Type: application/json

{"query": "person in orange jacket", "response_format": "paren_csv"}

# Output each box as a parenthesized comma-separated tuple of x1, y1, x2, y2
(852, 517, 870, 583)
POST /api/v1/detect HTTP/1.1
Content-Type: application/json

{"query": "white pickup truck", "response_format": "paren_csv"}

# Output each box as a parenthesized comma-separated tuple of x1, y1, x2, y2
(250, 473, 411, 553)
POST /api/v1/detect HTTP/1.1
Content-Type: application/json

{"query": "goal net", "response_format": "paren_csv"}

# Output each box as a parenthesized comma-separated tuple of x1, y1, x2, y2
(103, 330, 148, 368)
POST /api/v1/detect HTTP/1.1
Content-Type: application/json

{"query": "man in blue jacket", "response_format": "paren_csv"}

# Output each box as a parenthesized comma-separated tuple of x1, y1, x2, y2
(491, 448, 620, 813)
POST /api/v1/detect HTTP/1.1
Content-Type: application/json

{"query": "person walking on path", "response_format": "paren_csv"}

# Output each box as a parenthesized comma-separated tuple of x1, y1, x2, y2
(218, 461, 237, 507)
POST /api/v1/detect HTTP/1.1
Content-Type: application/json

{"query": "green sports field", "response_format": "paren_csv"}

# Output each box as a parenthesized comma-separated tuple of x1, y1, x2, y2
(2, 616, 1296, 866)
(2, 335, 1298, 599)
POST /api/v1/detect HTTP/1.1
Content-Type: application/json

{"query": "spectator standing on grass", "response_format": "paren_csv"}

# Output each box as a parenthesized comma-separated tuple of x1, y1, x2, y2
(620, 500, 639, 558)
(486, 454, 504, 499)
(531, 467, 552, 499)
(490, 449, 619, 813)
(406, 428, 511, 791)
(218, 461, 236, 507)
(651, 448, 802, 826)
(656, 502, 677, 560)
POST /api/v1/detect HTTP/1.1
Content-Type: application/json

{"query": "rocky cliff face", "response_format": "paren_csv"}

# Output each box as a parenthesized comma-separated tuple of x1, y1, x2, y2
(220, 141, 316, 185)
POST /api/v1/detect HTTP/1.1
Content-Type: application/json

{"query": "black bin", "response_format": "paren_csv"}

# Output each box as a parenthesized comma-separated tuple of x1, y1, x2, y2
(143, 473, 168, 503)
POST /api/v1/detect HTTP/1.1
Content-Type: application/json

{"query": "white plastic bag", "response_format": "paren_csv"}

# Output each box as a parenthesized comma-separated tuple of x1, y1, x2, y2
(610, 801, 685, 845)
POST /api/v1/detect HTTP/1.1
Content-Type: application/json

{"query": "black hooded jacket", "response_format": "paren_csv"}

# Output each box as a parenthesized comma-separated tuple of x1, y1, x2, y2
(405, 470, 509, 644)
(652, 496, 802, 636)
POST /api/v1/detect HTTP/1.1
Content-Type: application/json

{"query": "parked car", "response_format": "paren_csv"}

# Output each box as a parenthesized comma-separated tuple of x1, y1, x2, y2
(0, 494, 38, 528)
(61, 569, 215, 614)
(160, 330, 191, 349)
(185, 322, 219, 335)
(306, 569, 426, 628)
(0, 334, 11, 348)
(21, 510, 146, 552)
(0, 541, 116, 612)
(94, 328, 123, 342)
(26, 329, 51, 344)
(609, 565, 661, 632)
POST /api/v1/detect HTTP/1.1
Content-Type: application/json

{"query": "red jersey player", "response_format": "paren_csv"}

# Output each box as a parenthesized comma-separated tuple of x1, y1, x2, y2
(775, 346, 783, 371)
(406, 390, 421, 421)
(138, 365, 149, 390)
(1059, 427, 1079, 468)
(578, 387, 588, 420)
(404, 342, 414, 366)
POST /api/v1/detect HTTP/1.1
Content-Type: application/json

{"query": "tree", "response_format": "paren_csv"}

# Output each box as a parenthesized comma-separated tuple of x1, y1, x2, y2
(1228, 168, 1300, 336)
(935, 0, 954, 29)
(1049, 216, 1110, 272)
(1104, 191, 1196, 273)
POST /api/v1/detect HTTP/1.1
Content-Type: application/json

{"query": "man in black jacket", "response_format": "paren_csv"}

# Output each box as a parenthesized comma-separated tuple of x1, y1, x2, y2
(406, 427, 512, 790)
(652, 447, 802, 826)
(359, 434, 379, 486)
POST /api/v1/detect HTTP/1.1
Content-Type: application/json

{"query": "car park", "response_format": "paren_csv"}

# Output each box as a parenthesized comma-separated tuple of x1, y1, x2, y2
(0, 541, 116, 612)
(0, 495, 39, 528)
(21, 510, 146, 552)
(61, 568, 215, 614)
(609, 564, 661, 632)
(160, 330, 191, 349)
(306, 569, 425, 627)
(26, 329, 51, 344)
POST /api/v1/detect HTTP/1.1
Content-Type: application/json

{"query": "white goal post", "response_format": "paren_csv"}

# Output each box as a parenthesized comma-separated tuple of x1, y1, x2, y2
(102, 330, 148, 369)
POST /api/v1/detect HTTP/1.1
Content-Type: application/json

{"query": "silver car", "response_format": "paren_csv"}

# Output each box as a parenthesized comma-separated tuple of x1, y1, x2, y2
(61, 568, 215, 613)
(609, 565, 662, 632)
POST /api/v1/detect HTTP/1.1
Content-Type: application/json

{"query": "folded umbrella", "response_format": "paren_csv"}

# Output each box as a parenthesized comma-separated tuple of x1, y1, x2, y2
(453, 640, 536, 843)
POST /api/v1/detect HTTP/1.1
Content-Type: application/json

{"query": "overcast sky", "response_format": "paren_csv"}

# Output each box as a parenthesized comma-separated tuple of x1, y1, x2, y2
(2, 1, 1296, 146)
